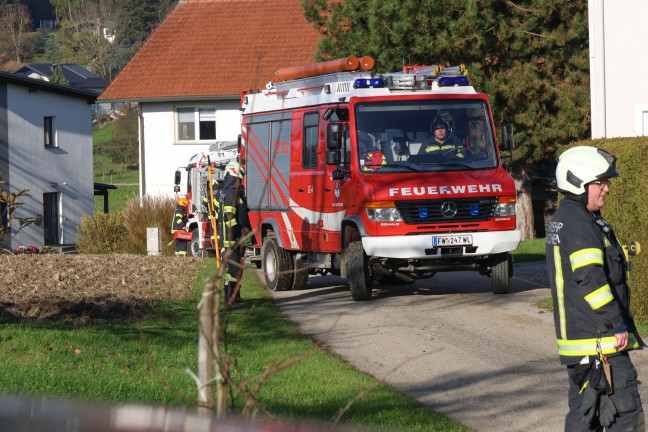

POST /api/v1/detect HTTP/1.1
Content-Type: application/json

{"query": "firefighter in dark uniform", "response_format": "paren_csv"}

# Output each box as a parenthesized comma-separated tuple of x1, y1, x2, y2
(172, 197, 189, 256)
(216, 161, 254, 304)
(546, 146, 644, 431)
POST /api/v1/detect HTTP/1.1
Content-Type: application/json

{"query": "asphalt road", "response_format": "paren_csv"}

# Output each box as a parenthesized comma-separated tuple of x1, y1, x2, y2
(265, 263, 648, 432)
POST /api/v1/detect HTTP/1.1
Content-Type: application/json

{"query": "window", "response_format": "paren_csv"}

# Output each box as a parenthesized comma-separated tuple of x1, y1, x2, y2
(44, 116, 56, 148)
(176, 107, 216, 142)
(303, 112, 319, 168)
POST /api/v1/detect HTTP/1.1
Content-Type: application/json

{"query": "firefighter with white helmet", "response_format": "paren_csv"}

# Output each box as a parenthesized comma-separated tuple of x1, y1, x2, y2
(216, 160, 254, 304)
(546, 146, 644, 430)
(172, 197, 189, 256)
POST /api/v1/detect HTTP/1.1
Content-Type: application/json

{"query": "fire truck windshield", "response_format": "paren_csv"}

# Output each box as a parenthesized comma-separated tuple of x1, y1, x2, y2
(354, 100, 499, 172)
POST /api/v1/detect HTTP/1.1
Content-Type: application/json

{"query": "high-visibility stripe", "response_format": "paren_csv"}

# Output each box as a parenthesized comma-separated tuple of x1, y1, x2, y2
(554, 246, 566, 339)
(584, 284, 614, 310)
(570, 248, 604, 271)
(223, 205, 236, 213)
(603, 236, 611, 247)
(557, 334, 640, 357)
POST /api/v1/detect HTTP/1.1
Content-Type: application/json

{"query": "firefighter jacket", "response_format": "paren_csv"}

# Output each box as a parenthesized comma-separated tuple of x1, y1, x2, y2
(172, 204, 187, 233)
(215, 174, 254, 249)
(546, 196, 643, 365)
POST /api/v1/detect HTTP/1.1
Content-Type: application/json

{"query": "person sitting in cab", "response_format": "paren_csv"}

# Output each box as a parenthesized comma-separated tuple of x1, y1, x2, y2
(418, 119, 466, 158)
(359, 133, 387, 171)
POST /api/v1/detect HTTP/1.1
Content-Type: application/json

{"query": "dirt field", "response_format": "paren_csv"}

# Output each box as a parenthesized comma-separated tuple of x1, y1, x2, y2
(0, 254, 206, 323)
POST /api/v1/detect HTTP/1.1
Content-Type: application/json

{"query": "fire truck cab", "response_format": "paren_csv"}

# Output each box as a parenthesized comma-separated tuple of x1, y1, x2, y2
(241, 56, 520, 300)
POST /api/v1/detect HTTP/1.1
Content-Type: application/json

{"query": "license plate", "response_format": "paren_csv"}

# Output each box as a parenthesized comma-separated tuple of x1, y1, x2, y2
(433, 235, 473, 247)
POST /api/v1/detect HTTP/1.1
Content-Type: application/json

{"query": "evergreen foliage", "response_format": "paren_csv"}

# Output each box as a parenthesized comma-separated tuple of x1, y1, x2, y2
(302, 0, 590, 159)
(49, 63, 68, 85)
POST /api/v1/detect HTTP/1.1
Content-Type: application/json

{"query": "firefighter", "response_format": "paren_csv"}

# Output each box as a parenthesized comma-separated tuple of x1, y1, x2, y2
(172, 197, 189, 256)
(546, 146, 645, 431)
(216, 161, 254, 304)
(359, 133, 387, 171)
(417, 119, 465, 157)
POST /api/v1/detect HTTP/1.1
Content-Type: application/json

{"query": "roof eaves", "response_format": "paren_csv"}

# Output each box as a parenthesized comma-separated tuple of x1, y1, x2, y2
(99, 94, 241, 103)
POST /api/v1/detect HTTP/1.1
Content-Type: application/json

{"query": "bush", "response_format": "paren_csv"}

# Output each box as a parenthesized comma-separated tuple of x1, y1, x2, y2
(122, 195, 176, 256)
(76, 212, 126, 254)
(557, 138, 648, 320)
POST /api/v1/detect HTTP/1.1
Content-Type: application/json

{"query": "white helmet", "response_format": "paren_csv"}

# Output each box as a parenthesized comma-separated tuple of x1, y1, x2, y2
(555, 146, 619, 195)
(225, 161, 245, 179)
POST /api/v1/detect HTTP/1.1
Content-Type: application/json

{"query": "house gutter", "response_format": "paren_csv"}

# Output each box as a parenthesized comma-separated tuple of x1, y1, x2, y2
(98, 95, 240, 103)
(138, 104, 146, 199)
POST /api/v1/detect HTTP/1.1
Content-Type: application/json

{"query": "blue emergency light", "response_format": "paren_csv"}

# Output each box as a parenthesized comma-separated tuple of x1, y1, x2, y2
(437, 76, 470, 87)
(353, 78, 386, 89)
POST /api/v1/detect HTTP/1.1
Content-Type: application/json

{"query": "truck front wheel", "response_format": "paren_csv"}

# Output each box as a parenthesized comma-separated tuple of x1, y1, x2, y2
(491, 252, 511, 294)
(262, 236, 293, 291)
(346, 241, 373, 301)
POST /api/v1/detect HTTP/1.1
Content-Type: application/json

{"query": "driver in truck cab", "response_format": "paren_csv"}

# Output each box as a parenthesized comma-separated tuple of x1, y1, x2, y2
(418, 119, 466, 158)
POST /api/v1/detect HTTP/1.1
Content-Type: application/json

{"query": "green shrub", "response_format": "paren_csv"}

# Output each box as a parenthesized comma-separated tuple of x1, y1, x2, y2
(76, 212, 126, 254)
(557, 138, 648, 320)
(122, 195, 176, 256)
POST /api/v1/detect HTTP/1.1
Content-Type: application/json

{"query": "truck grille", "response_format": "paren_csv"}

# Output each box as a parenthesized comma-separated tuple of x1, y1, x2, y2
(396, 197, 498, 224)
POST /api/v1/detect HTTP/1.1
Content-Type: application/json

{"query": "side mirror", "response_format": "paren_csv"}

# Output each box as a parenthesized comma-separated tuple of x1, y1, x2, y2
(331, 169, 345, 180)
(174, 170, 181, 185)
(501, 123, 514, 151)
(326, 150, 340, 166)
(327, 123, 342, 150)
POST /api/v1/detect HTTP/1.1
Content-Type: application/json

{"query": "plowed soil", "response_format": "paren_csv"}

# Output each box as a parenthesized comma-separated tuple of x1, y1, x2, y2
(0, 254, 205, 323)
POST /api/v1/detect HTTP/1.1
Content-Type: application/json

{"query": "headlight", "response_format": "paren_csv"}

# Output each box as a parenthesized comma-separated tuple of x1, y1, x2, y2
(366, 207, 402, 222)
(495, 202, 516, 216)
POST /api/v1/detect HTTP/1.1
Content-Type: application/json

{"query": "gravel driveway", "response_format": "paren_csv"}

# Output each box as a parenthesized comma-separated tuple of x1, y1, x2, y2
(266, 262, 648, 432)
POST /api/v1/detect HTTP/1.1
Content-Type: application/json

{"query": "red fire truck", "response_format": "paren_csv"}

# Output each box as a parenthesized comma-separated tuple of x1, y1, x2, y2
(241, 56, 520, 300)
(173, 141, 238, 257)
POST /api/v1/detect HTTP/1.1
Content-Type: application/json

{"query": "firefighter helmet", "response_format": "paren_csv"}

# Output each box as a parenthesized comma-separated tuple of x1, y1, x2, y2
(225, 161, 245, 179)
(555, 146, 619, 195)
(177, 197, 188, 206)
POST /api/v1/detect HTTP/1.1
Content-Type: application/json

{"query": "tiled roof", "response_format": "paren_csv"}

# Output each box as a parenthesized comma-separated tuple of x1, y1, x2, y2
(100, 0, 321, 101)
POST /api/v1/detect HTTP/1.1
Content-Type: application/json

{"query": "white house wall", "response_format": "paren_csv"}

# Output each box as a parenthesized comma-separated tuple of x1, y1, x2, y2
(6, 83, 93, 248)
(141, 100, 241, 198)
(589, 0, 648, 138)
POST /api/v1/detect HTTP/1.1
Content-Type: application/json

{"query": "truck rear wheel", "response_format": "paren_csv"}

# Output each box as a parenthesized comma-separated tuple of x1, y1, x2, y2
(346, 241, 372, 301)
(189, 229, 208, 258)
(262, 236, 293, 291)
(491, 252, 511, 294)
(291, 254, 309, 290)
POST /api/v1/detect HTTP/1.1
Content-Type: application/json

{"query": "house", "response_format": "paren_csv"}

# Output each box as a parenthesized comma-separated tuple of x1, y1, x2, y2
(589, 0, 648, 138)
(13, 63, 110, 114)
(99, 0, 320, 198)
(0, 71, 97, 251)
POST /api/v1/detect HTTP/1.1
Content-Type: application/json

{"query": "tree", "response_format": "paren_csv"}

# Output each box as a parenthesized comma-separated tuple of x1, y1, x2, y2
(0, 2, 33, 62)
(50, 63, 69, 84)
(115, 0, 161, 47)
(302, 0, 590, 239)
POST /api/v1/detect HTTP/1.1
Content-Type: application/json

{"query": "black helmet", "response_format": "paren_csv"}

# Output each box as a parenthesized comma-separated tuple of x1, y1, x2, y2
(432, 119, 449, 131)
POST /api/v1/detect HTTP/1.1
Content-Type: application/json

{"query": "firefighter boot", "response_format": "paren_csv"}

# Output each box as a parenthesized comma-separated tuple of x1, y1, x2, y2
(229, 282, 243, 304)
(224, 282, 242, 305)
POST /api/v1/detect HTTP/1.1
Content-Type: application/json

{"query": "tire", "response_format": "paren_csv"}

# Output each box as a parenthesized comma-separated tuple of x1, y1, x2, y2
(188, 229, 208, 258)
(346, 241, 372, 301)
(491, 252, 510, 294)
(291, 253, 309, 291)
(262, 236, 293, 291)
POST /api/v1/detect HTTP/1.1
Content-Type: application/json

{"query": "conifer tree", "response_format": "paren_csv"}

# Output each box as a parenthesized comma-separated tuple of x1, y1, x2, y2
(50, 63, 69, 85)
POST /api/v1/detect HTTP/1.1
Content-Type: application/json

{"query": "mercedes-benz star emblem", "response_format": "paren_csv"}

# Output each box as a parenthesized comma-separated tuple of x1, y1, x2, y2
(441, 201, 458, 218)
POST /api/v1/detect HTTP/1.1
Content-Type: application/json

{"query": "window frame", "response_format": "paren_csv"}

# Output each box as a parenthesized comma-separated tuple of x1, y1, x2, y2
(174, 106, 217, 143)
(44, 116, 57, 148)
(302, 112, 319, 168)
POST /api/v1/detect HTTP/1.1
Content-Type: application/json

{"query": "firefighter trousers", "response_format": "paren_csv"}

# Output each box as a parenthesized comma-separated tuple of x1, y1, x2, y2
(565, 352, 645, 431)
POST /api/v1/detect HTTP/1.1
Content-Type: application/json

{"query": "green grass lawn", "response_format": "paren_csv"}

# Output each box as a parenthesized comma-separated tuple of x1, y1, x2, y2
(511, 237, 545, 263)
(0, 263, 470, 432)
